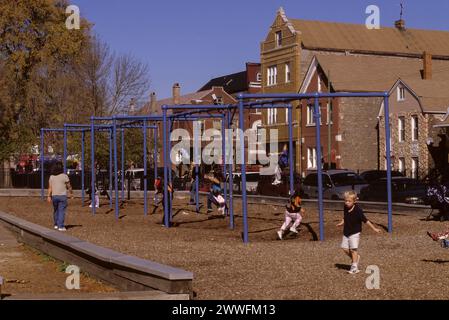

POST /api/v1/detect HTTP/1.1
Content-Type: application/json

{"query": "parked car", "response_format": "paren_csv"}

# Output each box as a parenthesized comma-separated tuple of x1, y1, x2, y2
(301, 170, 368, 200)
(359, 170, 404, 184)
(359, 177, 427, 204)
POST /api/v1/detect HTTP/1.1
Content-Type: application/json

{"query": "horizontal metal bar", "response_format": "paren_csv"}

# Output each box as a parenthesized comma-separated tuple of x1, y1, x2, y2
(162, 104, 233, 110)
(239, 92, 389, 100)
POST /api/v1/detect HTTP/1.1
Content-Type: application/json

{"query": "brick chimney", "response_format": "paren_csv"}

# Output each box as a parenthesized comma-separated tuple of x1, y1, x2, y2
(149, 92, 157, 114)
(172, 83, 180, 105)
(423, 51, 432, 80)
(395, 19, 405, 31)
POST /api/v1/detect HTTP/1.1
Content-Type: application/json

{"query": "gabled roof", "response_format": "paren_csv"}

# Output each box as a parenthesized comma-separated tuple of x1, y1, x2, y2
(290, 19, 449, 58)
(389, 78, 449, 113)
(301, 54, 449, 95)
(198, 71, 247, 94)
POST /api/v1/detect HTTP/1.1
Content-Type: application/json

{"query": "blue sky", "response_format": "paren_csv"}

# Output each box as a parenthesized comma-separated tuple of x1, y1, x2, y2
(74, 0, 449, 100)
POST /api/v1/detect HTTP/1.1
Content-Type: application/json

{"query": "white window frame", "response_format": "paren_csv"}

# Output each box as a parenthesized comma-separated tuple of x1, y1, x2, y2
(411, 157, 419, 179)
(275, 31, 282, 47)
(398, 117, 405, 142)
(307, 147, 317, 169)
(307, 105, 315, 126)
(411, 115, 419, 141)
(285, 62, 291, 83)
(267, 108, 277, 125)
(398, 157, 405, 174)
(267, 66, 277, 86)
(397, 86, 405, 101)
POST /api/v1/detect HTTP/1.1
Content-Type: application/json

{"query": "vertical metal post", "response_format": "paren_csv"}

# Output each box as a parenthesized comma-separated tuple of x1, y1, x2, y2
(81, 131, 85, 205)
(288, 104, 294, 196)
(227, 109, 234, 229)
(63, 126, 67, 173)
(113, 119, 119, 219)
(315, 95, 324, 241)
(109, 128, 113, 209)
(121, 129, 125, 202)
(162, 108, 169, 227)
(221, 114, 227, 207)
(168, 119, 173, 220)
(90, 118, 96, 214)
(193, 120, 200, 213)
(40, 129, 44, 201)
(238, 97, 248, 243)
(384, 95, 393, 233)
(143, 120, 148, 216)
(154, 126, 158, 207)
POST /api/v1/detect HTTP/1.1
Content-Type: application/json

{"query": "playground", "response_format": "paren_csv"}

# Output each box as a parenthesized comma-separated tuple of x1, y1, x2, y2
(1, 195, 448, 300)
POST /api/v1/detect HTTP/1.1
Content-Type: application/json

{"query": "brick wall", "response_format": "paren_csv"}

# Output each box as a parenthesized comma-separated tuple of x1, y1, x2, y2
(338, 97, 382, 172)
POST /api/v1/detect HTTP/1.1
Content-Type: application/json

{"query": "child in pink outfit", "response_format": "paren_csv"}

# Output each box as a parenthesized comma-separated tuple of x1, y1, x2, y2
(277, 192, 305, 240)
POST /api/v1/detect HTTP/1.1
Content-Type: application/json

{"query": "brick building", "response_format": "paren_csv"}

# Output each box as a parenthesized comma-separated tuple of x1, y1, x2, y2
(139, 84, 236, 170)
(260, 7, 449, 176)
(379, 77, 449, 180)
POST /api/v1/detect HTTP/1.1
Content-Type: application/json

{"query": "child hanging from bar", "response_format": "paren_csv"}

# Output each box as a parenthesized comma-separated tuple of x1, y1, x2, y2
(277, 190, 305, 240)
(154, 176, 174, 226)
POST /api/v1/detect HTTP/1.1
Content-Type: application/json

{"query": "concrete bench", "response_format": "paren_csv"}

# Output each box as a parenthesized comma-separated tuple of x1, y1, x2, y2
(0, 211, 193, 297)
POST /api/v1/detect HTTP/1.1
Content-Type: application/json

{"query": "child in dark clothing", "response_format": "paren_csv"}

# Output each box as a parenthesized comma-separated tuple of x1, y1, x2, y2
(277, 191, 305, 240)
(154, 177, 174, 225)
(336, 191, 381, 274)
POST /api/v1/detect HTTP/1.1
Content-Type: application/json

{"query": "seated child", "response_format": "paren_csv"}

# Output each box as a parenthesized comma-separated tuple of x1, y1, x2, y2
(206, 167, 227, 215)
(277, 191, 305, 240)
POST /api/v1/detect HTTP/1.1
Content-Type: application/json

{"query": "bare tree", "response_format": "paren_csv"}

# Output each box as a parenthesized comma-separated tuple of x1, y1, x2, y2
(78, 35, 112, 117)
(108, 54, 151, 115)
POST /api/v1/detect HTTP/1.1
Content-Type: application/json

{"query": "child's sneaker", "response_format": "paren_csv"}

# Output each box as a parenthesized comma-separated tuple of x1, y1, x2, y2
(207, 209, 213, 214)
(58, 227, 67, 232)
(277, 230, 283, 240)
(348, 265, 360, 274)
(53, 225, 58, 230)
(289, 227, 298, 234)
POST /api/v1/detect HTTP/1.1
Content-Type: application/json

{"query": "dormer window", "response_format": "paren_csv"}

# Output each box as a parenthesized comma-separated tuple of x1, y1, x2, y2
(397, 86, 405, 101)
(275, 31, 282, 47)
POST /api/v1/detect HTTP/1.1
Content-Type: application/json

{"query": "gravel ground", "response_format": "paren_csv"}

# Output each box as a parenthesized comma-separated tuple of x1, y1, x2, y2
(0, 195, 448, 300)
(0, 223, 117, 297)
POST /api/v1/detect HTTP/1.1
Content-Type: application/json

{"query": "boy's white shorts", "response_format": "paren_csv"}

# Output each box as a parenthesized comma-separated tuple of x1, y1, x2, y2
(341, 233, 360, 250)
